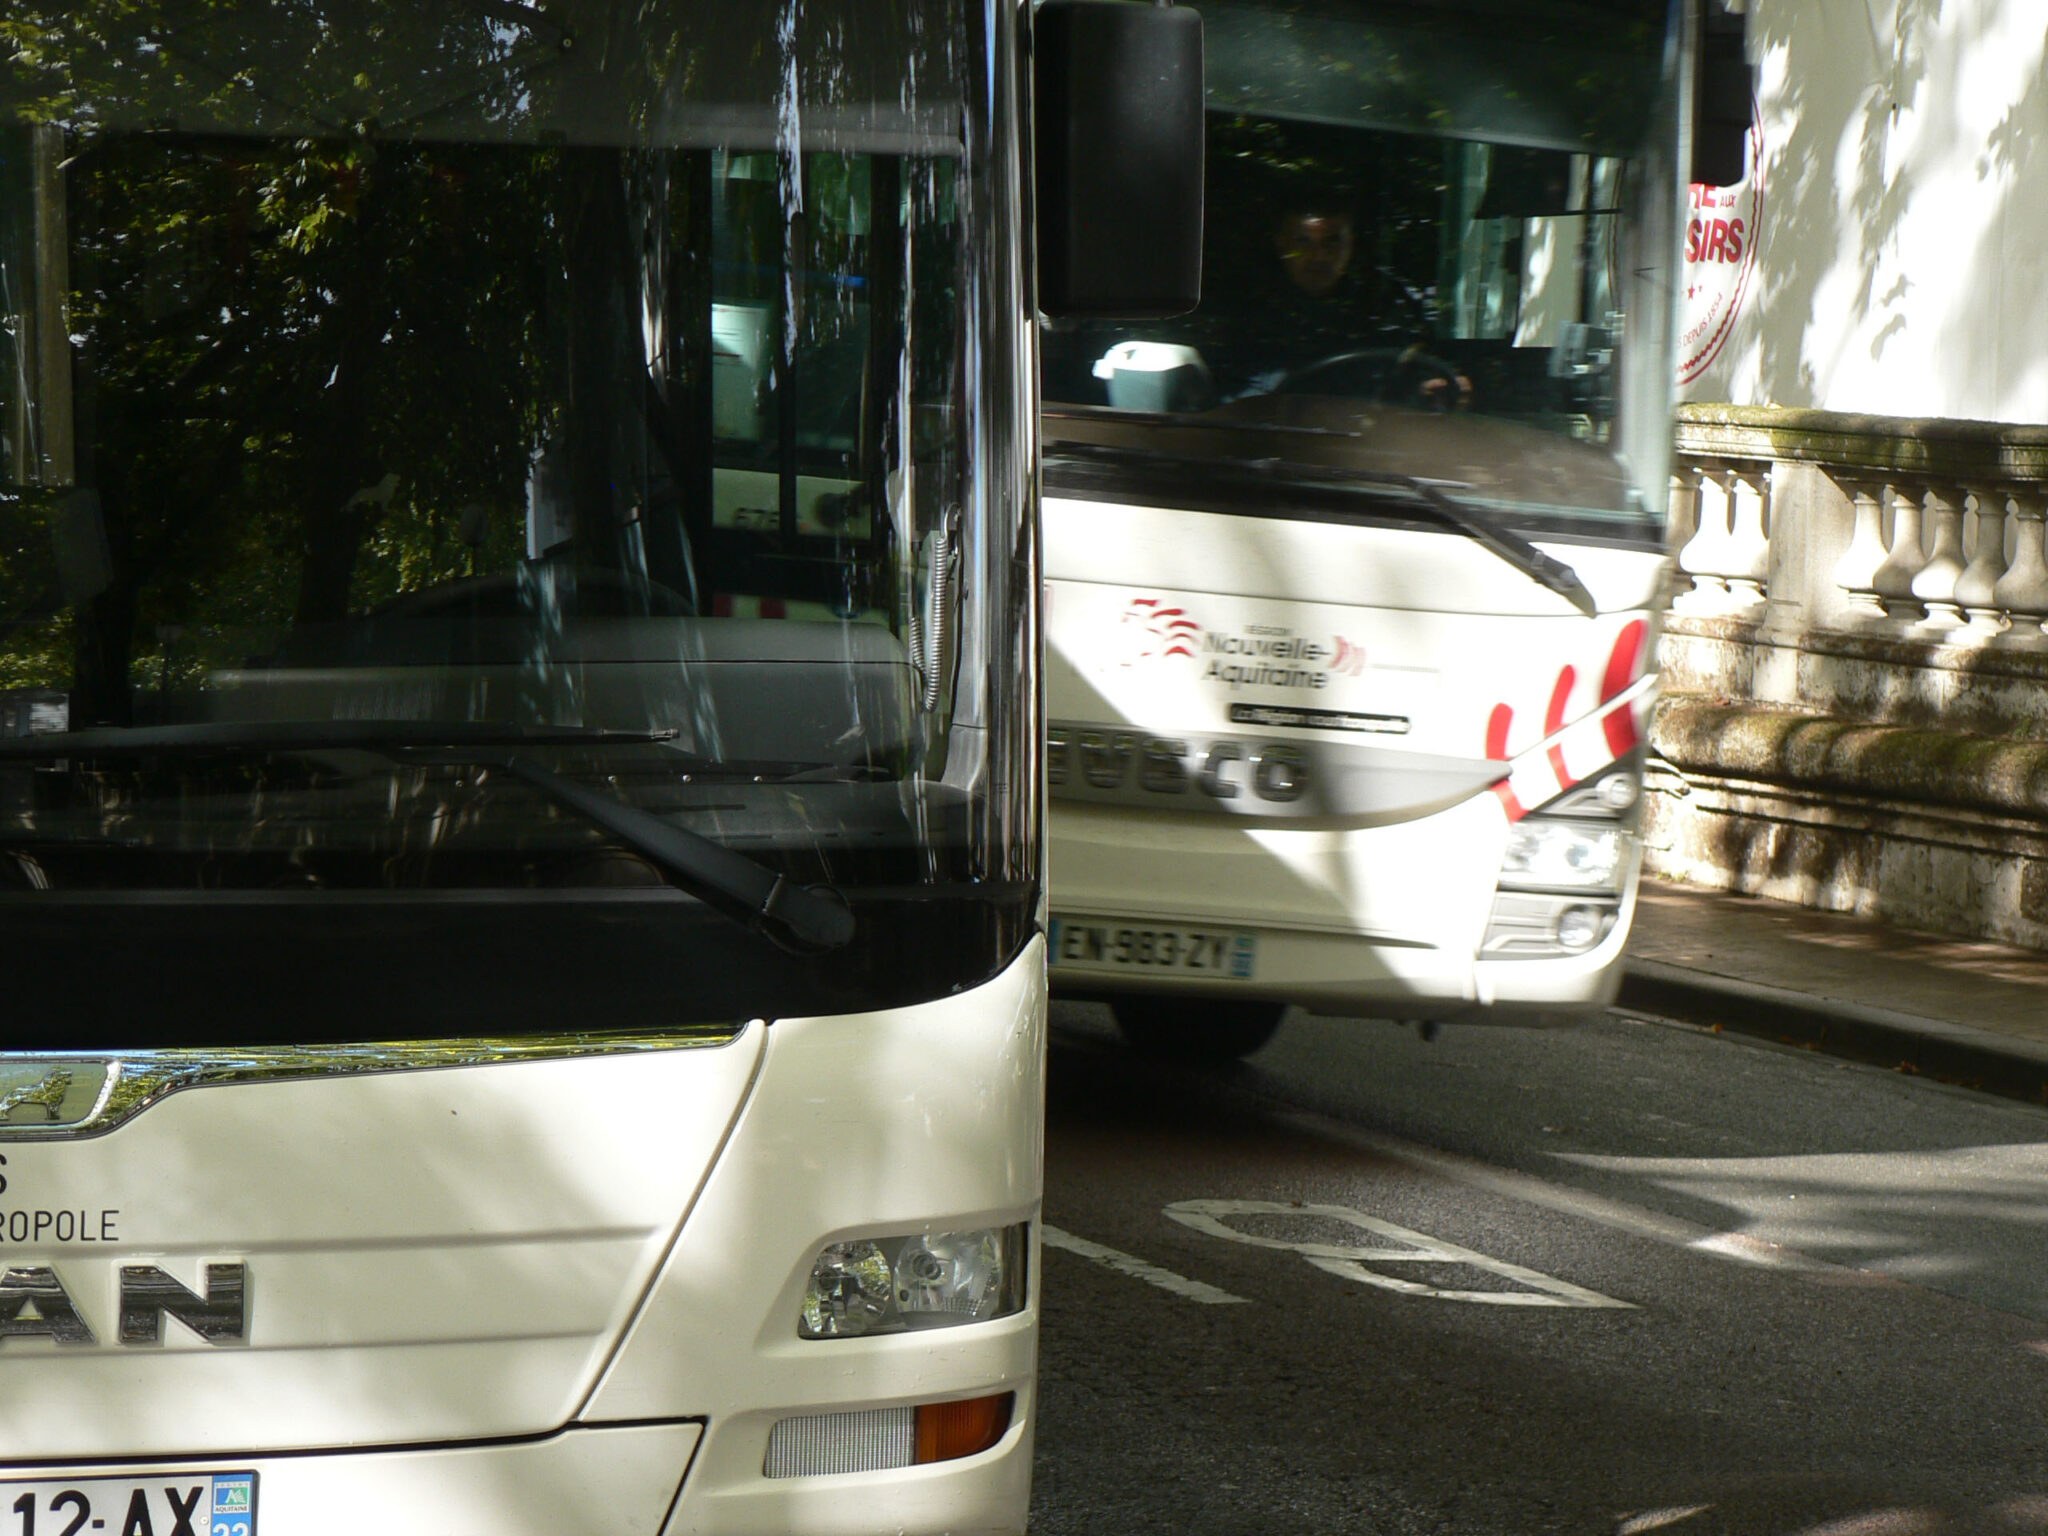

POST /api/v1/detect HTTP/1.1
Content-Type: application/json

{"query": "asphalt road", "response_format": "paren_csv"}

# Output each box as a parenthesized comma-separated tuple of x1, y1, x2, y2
(1030, 999, 2048, 1536)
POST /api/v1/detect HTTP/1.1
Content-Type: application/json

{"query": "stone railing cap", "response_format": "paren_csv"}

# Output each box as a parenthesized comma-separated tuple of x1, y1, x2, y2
(1677, 404, 2048, 483)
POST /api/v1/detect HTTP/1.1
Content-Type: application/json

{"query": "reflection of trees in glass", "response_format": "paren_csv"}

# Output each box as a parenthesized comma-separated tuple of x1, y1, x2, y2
(0, 1, 588, 718)
(0, 494, 71, 692)
(0, 0, 1023, 978)
(1202, 0, 1661, 156)
(54, 133, 557, 717)
(0, 0, 972, 726)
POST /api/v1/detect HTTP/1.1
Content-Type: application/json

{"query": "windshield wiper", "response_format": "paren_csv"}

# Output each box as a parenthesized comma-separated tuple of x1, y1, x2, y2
(0, 721, 855, 953)
(1045, 438, 1600, 617)
(1277, 460, 1599, 618)
(497, 758, 852, 952)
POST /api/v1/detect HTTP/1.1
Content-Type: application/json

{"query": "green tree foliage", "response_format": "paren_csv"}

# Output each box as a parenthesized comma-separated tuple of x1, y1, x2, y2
(0, 2, 597, 715)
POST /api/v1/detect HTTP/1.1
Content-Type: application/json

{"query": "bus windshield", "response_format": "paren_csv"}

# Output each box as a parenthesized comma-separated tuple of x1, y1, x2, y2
(0, 0, 1036, 1043)
(1041, 0, 1680, 540)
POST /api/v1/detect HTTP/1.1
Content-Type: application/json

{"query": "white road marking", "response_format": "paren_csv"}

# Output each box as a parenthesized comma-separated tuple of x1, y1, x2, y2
(1617, 1507, 1715, 1534)
(1255, 1105, 1841, 1276)
(1041, 1224, 1250, 1305)
(1168, 1198, 1633, 1308)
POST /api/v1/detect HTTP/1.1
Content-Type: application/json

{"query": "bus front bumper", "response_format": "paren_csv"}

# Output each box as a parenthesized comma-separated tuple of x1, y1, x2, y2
(1048, 802, 1639, 1022)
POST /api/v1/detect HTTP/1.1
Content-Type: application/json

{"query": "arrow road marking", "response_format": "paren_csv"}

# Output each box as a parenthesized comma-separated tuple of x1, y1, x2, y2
(1167, 1198, 1633, 1309)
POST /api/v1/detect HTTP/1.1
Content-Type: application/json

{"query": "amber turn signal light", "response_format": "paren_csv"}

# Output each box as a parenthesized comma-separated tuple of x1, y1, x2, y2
(914, 1393, 1013, 1465)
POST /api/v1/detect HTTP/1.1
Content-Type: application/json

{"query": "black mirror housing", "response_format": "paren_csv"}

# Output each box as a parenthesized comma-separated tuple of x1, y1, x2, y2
(1692, 7, 1753, 187)
(1034, 0, 1204, 319)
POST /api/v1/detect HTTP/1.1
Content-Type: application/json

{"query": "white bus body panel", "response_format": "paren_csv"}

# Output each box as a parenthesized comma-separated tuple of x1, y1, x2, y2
(0, 944, 1046, 1535)
(1046, 494, 1664, 1019)
(594, 944, 1046, 1534)
(0, 1037, 766, 1457)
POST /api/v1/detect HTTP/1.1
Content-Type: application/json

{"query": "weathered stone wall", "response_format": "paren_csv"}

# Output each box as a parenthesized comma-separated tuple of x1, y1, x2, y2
(1646, 406, 2048, 949)
(1646, 698, 2048, 949)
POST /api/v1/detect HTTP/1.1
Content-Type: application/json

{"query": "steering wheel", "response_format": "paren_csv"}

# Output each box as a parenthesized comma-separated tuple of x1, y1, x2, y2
(1273, 348, 1471, 413)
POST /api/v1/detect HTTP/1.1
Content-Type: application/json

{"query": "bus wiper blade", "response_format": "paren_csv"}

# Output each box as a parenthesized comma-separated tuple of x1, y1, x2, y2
(1291, 462, 1599, 618)
(500, 758, 854, 954)
(0, 720, 855, 952)
(1045, 440, 1599, 617)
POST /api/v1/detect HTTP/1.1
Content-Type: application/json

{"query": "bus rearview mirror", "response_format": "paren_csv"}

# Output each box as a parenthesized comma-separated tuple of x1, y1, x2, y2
(1033, 0, 1204, 320)
(1692, 10, 1753, 187)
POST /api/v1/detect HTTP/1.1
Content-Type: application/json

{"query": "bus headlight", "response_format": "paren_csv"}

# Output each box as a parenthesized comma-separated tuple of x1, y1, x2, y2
(1498, 820, 1627, 893)
(800, 1226, 1025, 1339)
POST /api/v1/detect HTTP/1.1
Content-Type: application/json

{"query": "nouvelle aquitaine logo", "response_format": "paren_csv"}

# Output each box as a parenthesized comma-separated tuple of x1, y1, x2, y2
(1118, 596, 1202, 665)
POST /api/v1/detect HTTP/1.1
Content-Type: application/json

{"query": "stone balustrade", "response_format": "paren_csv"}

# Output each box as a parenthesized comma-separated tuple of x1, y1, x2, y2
(1669, 456, 2048, 641)
(1647, 406, 2048, 950)
(1660, 408, 2048, 730)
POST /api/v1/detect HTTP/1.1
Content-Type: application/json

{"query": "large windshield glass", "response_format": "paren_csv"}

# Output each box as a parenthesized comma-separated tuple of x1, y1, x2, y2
(0, 0, 1033, 1042)
(1041, 0, 1680, 541)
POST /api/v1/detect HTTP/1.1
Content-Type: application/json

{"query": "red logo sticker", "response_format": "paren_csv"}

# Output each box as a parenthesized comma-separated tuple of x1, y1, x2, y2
(1119, 596, 1202, 664)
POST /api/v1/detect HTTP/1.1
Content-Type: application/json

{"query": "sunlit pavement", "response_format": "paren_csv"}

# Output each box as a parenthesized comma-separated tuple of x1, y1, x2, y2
(1621, 881, 2048, 1106)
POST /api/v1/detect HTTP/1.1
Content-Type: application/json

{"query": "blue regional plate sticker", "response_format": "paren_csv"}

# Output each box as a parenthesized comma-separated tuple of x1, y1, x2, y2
(211, 1472, 256, 1531)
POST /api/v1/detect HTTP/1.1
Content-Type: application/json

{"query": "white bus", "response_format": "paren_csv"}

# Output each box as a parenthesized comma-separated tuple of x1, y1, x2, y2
(1043, 0, 1748, 1059)
(0, 2, 1197, 1530)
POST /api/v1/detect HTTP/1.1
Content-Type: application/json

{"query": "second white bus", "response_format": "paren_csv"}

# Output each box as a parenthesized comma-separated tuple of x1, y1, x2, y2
(1042, 0, 1744, 1059)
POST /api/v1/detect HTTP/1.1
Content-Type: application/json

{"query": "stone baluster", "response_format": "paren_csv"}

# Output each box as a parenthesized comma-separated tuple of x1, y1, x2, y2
(1832, 480, 1890, 621)
(1909, 485, 1968, 632)
(1665, 466, 1700, 604)
(1722, 464, 1770, 612)
(1993, 490, 2048, 642)
(1673, 462, 1733, 615)
(1666, 468, 1699, 545)
(1953, 489, 2012, 637)
(1870, 482, 1928, 624)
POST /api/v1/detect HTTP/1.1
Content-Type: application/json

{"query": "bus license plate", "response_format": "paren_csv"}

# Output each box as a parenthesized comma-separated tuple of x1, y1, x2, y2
(1049, 918, 1256, 979)
(0, 1472, 256, 1536)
